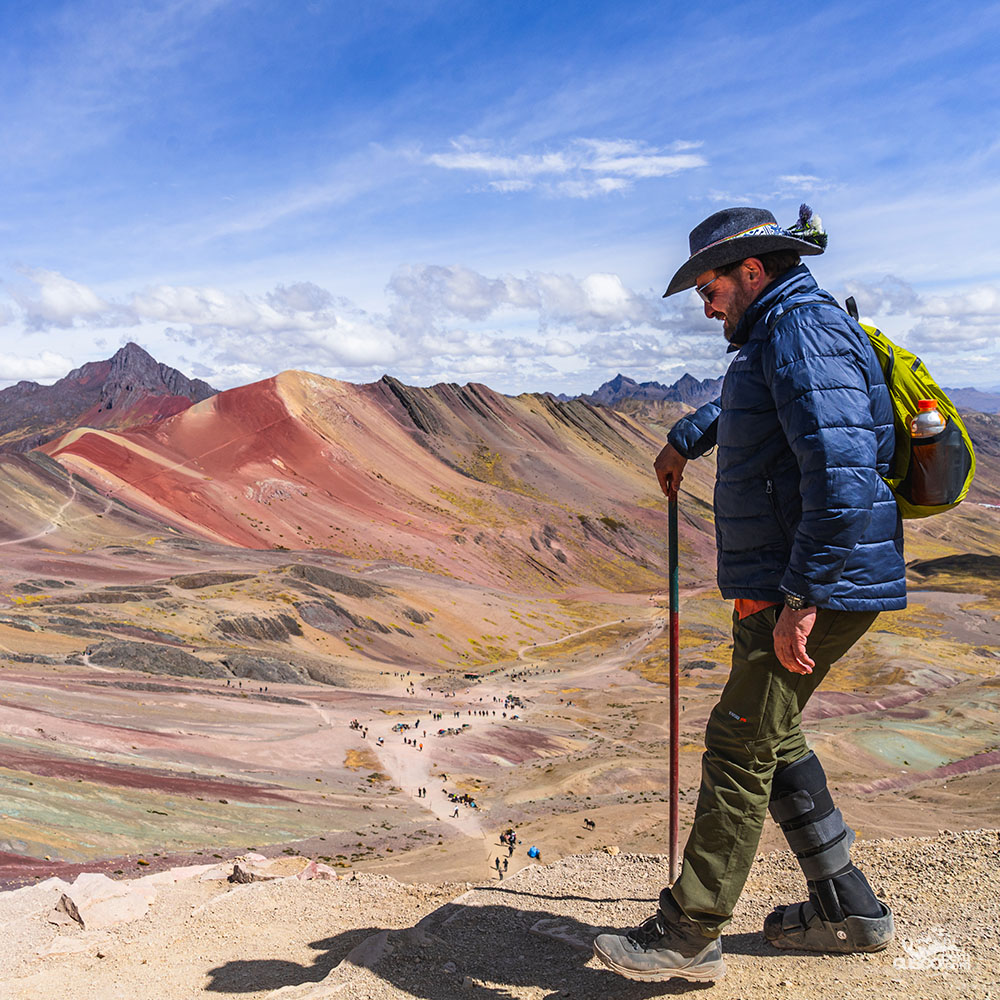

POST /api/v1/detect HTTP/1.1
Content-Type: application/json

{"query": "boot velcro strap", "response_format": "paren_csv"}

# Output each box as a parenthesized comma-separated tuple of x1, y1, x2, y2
(768, 789, 814, 824)
(783, 809, 847, 853)
(781, 899, 814, 934)
(799, 828, 856, 880)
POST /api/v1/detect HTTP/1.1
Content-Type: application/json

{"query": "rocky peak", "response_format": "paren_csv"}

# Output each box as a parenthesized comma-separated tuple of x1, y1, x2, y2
(100, 343, 215, 411)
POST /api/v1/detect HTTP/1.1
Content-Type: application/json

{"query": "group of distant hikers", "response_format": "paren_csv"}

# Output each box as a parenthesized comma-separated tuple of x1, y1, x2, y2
(489, 829, 545, 880)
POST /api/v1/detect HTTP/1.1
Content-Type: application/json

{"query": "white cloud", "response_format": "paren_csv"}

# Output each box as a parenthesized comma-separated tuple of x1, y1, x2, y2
(0, 349, 77, 382)
(11, 268, 112, 329)
(837, 272, 1000, 385)
(584, 153, 704, 179)
(489, 179, 534, 193)
(841, 275, 922, 315)
(707, 174, 837, 205)
(265, 281, 335, 313)
(427, 148, 570, 176)
(387, 263, 672, 334)
(135, 284, 266, 328)
(426, 137, 706, 198)
(842, 273, 1000, 331)
(5, 257, 993, 397)
(777, 174, 829, 191)
(544, 337, 577, 357)
(922, 287, 1000, 318)
(554, 177, 631, 198)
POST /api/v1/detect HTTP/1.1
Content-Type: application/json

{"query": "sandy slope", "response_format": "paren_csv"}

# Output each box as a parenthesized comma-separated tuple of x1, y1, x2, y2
(2, 830, 996, 1000)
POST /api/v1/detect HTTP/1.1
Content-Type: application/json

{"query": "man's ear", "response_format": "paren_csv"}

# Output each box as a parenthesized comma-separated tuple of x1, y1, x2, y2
(742, 257, 767, 288)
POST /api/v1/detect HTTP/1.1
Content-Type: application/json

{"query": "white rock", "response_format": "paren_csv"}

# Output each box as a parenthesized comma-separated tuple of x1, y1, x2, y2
(59, 872, 157, 930)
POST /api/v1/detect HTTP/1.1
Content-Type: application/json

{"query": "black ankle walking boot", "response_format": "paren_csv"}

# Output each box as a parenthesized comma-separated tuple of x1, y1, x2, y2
(765, 752, 894, 953)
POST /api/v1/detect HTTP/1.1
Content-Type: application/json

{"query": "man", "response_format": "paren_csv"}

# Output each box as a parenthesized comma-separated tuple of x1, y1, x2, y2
(593, 206, 904, 983)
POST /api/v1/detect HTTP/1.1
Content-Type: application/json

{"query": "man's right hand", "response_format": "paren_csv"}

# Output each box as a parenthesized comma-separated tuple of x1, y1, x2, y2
(654, 442, 687, 498)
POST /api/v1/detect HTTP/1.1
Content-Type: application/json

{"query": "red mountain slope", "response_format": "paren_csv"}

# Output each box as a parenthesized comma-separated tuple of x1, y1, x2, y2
(41, 371, 692, 593)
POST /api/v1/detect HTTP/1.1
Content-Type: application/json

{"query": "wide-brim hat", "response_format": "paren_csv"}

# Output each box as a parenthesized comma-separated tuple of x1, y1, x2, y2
(663, 206, 825, 297)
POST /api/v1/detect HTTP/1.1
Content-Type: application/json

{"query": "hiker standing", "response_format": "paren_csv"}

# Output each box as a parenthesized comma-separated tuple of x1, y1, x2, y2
(595, 206, 904, 983)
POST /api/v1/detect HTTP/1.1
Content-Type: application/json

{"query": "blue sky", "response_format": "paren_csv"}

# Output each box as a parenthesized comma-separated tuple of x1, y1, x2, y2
(2, 0, 999, 394)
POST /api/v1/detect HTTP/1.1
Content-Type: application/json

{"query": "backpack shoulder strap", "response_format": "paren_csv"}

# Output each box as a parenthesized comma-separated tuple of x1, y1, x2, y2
(764, 292, 842, 334)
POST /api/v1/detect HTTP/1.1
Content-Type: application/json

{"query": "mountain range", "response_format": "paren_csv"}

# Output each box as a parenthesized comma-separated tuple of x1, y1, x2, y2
(4, 344, 995, 464)
(1, 346, 997, 575)
(582, 371, 724, 407)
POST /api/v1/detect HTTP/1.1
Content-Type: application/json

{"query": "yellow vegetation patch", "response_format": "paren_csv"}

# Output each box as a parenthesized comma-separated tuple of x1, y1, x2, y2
(429, 485, 502, 524)
(343, 749, 380, 771)
(0, 625, 86, 655)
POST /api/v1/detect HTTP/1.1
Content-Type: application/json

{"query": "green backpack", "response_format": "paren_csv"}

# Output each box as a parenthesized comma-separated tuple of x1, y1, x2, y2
(844, 296, 975, 519)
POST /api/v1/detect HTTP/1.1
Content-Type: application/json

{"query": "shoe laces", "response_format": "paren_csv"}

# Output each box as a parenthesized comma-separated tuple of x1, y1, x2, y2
(626, 912, 675, 949)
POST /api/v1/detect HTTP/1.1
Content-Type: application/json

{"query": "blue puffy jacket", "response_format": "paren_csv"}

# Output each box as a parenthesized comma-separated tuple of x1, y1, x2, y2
(668, 265, 905, 611)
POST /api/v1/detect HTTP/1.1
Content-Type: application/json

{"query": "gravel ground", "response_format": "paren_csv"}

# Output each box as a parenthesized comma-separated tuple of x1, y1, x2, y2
(3, 830, 996, 1000)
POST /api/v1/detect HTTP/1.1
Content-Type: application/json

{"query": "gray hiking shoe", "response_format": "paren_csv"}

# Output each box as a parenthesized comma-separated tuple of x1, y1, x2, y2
(764, 899, 894, 953)
(593, 905, 726, 982)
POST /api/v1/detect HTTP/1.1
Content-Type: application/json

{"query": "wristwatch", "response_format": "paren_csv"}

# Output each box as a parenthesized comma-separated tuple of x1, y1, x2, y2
(783, 592, 810, 611)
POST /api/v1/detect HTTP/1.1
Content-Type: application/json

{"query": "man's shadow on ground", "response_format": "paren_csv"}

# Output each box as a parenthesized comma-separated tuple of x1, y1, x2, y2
(204, 886, 776, 999)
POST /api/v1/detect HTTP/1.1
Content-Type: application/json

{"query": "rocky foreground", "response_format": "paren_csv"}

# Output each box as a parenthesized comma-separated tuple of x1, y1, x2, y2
(3, 829, 996, 1000)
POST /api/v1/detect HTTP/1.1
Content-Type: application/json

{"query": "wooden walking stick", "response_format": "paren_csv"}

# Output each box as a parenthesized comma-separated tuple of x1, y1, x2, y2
(668, 490, 680, 883)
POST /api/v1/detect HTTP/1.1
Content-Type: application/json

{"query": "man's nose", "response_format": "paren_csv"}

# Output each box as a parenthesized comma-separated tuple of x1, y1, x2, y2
(704, 300, 716, 319)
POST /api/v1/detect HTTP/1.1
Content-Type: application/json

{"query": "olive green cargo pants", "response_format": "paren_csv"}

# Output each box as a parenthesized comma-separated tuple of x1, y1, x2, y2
(669, 604, 878, 937)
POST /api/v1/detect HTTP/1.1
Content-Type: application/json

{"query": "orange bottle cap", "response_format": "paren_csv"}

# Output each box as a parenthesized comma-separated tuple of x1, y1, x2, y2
(917, 399, 938, 411)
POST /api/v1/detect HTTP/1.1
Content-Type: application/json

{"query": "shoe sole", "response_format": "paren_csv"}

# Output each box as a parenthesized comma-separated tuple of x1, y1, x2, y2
(592, 943, 727, 982)
(764, 903, 894, 953)
(766, 935, 892, 954)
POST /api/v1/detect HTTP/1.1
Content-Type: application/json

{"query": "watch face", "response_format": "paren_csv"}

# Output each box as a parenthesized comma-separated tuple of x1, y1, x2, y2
(784, 594, 808, 610)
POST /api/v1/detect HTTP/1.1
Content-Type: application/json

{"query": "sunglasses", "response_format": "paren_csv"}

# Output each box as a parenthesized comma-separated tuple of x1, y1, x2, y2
(695, 274, 723, 304)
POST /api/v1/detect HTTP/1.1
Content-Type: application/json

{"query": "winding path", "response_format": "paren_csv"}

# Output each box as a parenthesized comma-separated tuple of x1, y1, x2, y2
(0, 474, 115, 547)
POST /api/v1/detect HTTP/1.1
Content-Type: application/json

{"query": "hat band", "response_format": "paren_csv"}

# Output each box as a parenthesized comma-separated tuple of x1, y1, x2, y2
(694, 222, 788, 257)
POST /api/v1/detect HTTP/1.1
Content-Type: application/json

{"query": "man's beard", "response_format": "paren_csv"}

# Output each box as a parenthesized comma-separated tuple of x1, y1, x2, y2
(721, 278, 757, 343)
